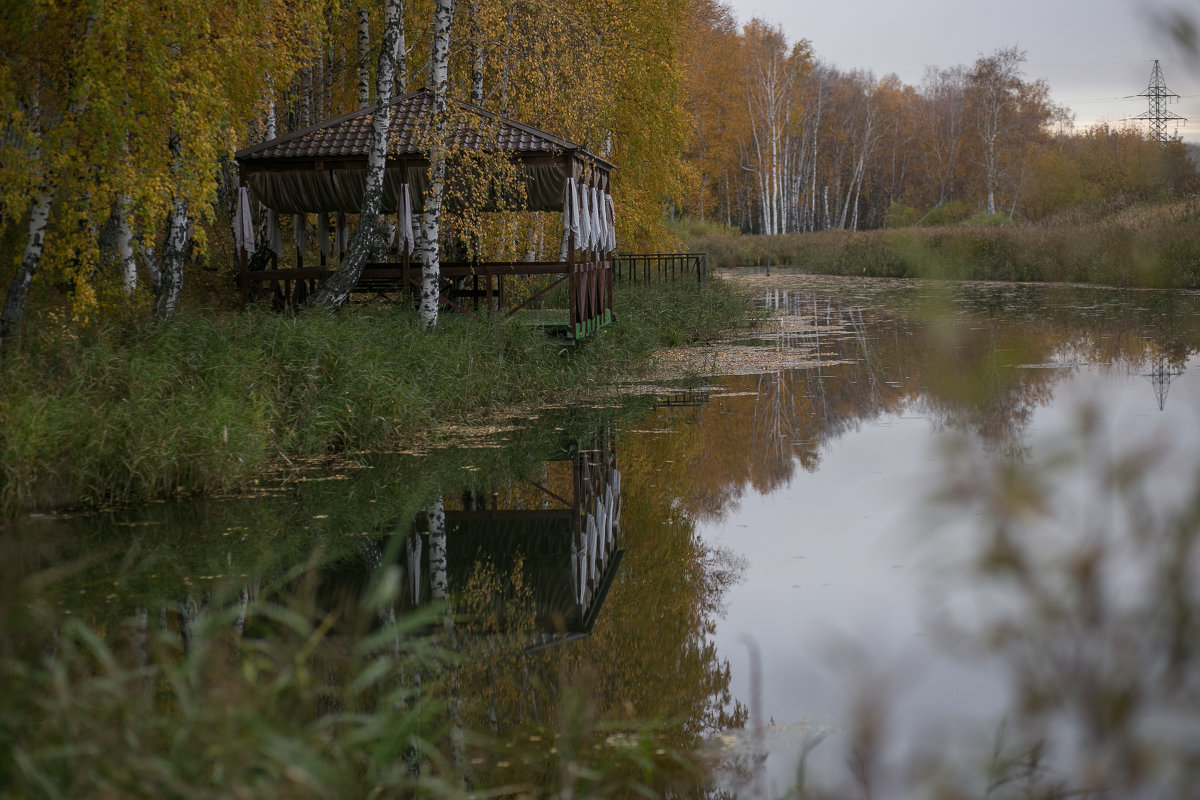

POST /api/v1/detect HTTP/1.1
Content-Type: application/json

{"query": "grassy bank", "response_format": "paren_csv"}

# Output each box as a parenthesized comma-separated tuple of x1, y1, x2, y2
(679, 195, 1200, 288)
(0, 280, 747, 516)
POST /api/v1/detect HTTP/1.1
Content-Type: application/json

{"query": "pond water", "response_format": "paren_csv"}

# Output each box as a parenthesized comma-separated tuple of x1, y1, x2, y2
(6, 271, 1200, 797)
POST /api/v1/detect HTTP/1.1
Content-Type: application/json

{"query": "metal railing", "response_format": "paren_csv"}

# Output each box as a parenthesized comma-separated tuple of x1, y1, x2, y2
(613, 252, 707, 283)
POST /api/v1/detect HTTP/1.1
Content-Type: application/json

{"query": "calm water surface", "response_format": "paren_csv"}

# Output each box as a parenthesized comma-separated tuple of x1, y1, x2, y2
(691, 272, 1200, 795)
(8, 272, 1200, 796)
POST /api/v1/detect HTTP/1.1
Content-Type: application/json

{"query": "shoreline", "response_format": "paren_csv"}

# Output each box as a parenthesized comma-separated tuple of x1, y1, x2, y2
(0, 281, 750, 517)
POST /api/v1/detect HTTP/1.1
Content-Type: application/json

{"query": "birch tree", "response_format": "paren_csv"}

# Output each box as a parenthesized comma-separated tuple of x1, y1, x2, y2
(741, 21, 809, 235)
(416, 0, 456, 330)
(965, 47, 1050, 215)
(310, 0, 405, 309)
(0, 3, 90, 350)
(1, 0, 327, 338)
(357, 8, 372, 108)
(920, 65, 968, 209)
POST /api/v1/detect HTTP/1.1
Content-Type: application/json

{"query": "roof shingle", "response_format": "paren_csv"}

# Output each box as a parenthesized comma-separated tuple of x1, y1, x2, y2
(236, 88, 612, 170)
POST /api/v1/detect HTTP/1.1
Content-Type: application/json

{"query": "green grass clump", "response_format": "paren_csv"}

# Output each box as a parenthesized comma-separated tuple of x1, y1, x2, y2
(0, 279, 749, 516)
(0, 576, 704, 799)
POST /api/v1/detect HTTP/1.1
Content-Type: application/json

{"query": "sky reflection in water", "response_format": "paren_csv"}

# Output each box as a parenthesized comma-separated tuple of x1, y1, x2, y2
(684, 273, 1200, 796)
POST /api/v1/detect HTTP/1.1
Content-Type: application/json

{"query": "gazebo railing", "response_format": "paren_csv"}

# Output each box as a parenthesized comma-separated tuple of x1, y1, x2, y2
(613, 252, 707, 284)
(240, 255, 614, 342)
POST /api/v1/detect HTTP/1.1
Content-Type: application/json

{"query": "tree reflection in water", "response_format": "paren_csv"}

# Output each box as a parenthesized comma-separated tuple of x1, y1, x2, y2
(670, 273, 1200, 797)
(7, 275, 1200, 797)
(1, 418, 749, 798)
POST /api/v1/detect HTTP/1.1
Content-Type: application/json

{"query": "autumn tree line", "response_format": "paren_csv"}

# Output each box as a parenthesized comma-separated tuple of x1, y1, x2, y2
(0, 0, 691, 345)
(681, 0, 1197, 235)
(2, 0, 1196, 346)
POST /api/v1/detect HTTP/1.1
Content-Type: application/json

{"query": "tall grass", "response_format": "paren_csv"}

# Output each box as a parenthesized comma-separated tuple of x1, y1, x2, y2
(0, 567, 703, 798)
(677, 196, 1200, 288)
(0, 280, 749, 516)
(0, 420, 714, 799)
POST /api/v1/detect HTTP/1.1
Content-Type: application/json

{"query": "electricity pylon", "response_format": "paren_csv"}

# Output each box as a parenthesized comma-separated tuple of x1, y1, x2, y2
(1143, 358, 1184, 411)
(1135, 59, 1187, 144)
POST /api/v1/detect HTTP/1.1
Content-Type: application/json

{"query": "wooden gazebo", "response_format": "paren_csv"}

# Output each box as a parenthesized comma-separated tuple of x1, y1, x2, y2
(234, 88, 617, 340)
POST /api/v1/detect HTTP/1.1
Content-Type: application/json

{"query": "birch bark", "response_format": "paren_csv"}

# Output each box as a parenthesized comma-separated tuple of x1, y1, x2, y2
(416, 0, 456, 330)
(0, 184, 55, 351)
(394, 0, 409, 96)
(153, 129, 189, 321)
(469, 0, 484, 104)
(357, 9, 371, 108)
(116, 196, 136, 294)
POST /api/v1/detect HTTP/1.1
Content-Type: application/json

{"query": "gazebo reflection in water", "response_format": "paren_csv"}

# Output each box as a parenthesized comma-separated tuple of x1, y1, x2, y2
(323, 427, 623, 650)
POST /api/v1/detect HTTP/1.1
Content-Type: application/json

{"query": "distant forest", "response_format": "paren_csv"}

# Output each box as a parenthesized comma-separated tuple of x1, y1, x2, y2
(681, 0, 1197, 233)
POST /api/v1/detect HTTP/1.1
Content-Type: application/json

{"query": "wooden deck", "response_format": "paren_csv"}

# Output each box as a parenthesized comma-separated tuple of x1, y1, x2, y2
(240, 253, 614, 341)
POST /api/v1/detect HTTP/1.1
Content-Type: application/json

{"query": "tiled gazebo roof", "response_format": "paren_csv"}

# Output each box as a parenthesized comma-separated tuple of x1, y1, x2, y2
(236, 88, 614, 170)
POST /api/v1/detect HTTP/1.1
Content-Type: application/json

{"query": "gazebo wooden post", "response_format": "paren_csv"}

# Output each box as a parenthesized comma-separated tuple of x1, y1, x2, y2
(567, 229, 578, 339)
(586, 228, 595, 334)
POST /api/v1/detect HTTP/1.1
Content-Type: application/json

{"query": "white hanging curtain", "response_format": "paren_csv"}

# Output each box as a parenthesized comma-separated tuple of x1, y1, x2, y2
(605, 485, 615, 541)
(234, 187, 256, 255)
(293, 214, 306, 259)
(571, 537, 582, 605)
(317, 214, 330, 257)
(561, 178, 580, 241)
(578, 183, 591, 250)
(595, 190, 609, 252)
(589, 186, 603, 251)
(605, 193, 617, 252)
(400, 184, 416, 253)
(577, 542, 588, 605)
(596, 497, 609, 555)
(587, 512, 599, 582)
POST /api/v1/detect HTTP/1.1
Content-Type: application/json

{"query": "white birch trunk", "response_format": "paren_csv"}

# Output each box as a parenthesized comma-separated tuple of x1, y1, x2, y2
(301, 65, 313, 127)
(428, 499, 448, 600)
(265, 95, 277, 139)
(357, 9, 371, 108)
(180, 594, 201, 654)
(499, 3, 514, 113)
(469, 0, 484, 104)
(153, 129, 189, 321)
(155, 195, 188, 320)
(1, 82, 56, 348)
(314, 57, 325, 122)
(116, 196, 136, 294)
(234, 585, 250, 640)
(255, 98, 277, 250)
(1, 182, 55, 349)
(395, 0, 408, 96)
(311, 0, 404, 309)
(417, 0, 456, 330)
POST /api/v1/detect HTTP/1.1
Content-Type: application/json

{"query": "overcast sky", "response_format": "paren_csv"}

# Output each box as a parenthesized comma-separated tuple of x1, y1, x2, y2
(724, 0, 1200, 142)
